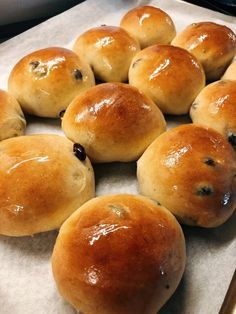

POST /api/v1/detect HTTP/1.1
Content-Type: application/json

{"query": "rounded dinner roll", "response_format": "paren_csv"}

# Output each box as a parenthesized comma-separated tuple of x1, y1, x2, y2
(52, 194, 186, 314)
(172, 22, 236, 81)
(190, 80, 236, 147)
(8, 47, 95, 118)
(137, 124, 236, 228)
(62, 82, 166, 162)
(0, 134, 95, 236)
(129, 44, 205, 115)
(120, 5, 176, 49)
(222, 61, 236, 81)
(0, 89, 26, 141)
(73, 26, 140, 82)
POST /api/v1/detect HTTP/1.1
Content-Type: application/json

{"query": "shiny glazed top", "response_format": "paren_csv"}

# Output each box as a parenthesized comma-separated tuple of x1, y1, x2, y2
(120, 5, 176, 48)
(52, 194, 186, 314)
(172, 22, 236, 80)
(8, 47, 95, 117)
(0, 134, 95, 236)
(62, 82, 166, 162)
(190, 80, 236, 141)
(73, 26, 140, 82)
(172, 22, 236, 56)
(137, 124, 236, 227)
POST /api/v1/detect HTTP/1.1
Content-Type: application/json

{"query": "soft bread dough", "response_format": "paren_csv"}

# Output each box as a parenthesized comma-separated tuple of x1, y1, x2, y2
(129, 44, 205, 115)
(0, 89, 26, 140)
(52, 194, 186, 314)
(62, 82, 166, 162)
(120, 5, 176, 49)
(8, 47, 95, 118)
(137, 124, 236, 227)
(172, 22, 236, 81)
(222, 61, 236, 81)
(190, 80, 236, 147)
(0, 134, 95, 236)
(73, 26, 140, 82)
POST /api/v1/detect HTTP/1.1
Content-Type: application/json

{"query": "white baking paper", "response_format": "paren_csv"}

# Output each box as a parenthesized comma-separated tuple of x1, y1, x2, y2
(0, 1, 235, 313)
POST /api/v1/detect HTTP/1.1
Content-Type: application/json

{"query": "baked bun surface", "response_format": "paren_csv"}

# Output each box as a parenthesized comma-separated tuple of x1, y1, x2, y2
(172, 22, 236, 81)
(120, 5, 176, 49)
(222, 61, 236, 81)
(0, 89, 26, 140)
(62, 82, 166, 163)
(73, 26, 140, 82)
(137, 124, 236, 227)
(190, 80, 236, 147)
(0, 134, 95, 236)
(8, 47, 95, 118)
(52, 194, 186, 314)
(129, 44, 205, 115)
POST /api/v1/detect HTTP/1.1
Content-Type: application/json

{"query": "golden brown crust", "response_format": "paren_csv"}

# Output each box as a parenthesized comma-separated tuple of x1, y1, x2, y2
(0, 134, 95, 236)
(73, 26, 140, 82)
(190, 80, 236, 145)
(62, 82, 166, 162)
(222, 61, 236, 81)
(172, 22, 236, 81)
(0, 89, 26, 140)
(137, 124, 236, 227)
(8, 47, 95, 118)
(120, 5, 176, 48)
(52, 194, 186, 314)
(129, 44, 205, 115)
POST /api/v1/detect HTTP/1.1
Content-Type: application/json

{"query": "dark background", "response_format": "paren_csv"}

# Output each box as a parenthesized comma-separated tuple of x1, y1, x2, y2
(0, 0, 235, 43)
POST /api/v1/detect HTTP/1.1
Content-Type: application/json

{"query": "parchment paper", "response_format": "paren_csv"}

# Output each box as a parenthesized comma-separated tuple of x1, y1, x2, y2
(0, 1, 235, 313)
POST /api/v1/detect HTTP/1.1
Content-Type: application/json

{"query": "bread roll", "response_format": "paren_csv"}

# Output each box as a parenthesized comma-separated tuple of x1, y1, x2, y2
(0, 89, 26, 140)
(73, 26, 140, 82)
(129, 44, 205, 115)
(62, 82, 166, 162)
(8, 47, 95, 118)
(172, 22, 236, 81)
(137, 124, 236, 227)
(0, 134, 95, 236)
(190, 80, 236, 147)
(52, 194, 186, 314)
(222, 61, 236, 81)
(120, 5, 176, 49)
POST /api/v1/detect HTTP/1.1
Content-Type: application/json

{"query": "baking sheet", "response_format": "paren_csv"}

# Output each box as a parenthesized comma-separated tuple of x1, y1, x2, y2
(0, 0, 235, 313)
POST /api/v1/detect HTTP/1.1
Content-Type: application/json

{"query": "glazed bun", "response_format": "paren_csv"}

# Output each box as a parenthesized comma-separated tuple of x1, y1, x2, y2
(73, 26, 140, 82)
(62, 83, 166, 162)
(0, 89, 26, 140)
(137, 124, 236, 228)
(172, 22, 236, 81)
(222, 61, 236, 81)
(129, 45, 205, 115)
(52, 194, 186, 314)
(0, 134, 95, 236)
(190, 80, 236, 147)
(8, 47, 95, 118)
(120, 5, 176, 49)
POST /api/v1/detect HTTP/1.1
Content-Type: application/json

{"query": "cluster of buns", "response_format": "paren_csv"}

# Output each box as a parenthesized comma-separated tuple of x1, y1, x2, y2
(0, 3, 236, 314)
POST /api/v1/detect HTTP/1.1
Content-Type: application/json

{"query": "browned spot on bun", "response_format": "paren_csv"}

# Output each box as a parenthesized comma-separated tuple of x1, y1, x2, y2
(120, 5, 176, 48)
(73, 26, 140, 82)
(190, 80, 236, 146)
(137, 124, 236, 227)
(129, 44, 205, 115)
(8, 47, 95, 118)
(172, 22, 236, 81)
(52, 194, 186, 314)
(62, 82, 166, 162)
(0, 134, 95, 236)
